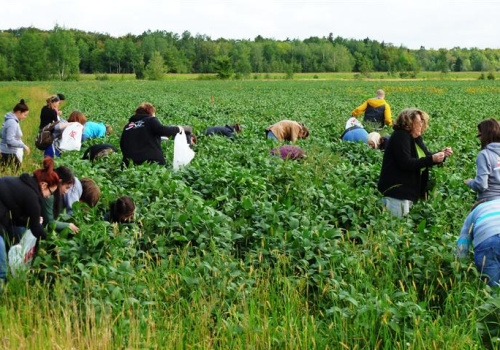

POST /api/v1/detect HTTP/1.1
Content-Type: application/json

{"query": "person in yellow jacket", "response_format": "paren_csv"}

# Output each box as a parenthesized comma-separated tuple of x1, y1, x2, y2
(352, 89, 392, 128)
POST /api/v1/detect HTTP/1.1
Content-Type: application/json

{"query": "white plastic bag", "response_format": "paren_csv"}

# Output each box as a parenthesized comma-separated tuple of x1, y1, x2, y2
(8, 229, 37, 277)
(345, 117, 363, 130)
(15, 147, 23, 163)
(173, 129, 195, 171)
(59, 122, 84, 151)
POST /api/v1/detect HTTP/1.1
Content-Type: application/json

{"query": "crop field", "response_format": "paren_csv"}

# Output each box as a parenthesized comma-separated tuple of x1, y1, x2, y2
(1, 80, 500, 348)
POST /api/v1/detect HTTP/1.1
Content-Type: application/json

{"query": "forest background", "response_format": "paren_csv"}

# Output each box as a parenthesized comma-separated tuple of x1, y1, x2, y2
(1, 26, 499, 81)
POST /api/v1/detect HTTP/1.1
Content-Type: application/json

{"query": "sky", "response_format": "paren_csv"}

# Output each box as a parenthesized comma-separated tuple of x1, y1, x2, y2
(3, 0, 500, 49)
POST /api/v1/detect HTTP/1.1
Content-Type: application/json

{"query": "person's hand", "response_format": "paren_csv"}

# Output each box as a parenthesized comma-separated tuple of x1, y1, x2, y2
(24, 146, 31, 155)
(464, 179, 473, 186)
(443, 147, 453, 157)
(432, 152, 445, 163)
(40, 217, 44, 224)
(181, 125, 193, 134)
(57, 110, 62, 116)
(68, 223, 79, 234)
(177, 126, 185, 134)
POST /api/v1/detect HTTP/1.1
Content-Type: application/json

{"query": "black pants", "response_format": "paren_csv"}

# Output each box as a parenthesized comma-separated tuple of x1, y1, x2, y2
(0, 153, 20, 170)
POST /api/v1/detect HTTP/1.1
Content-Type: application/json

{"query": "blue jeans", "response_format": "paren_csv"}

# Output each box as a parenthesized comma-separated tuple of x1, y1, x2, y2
(0, 236, 6, 280)
(474, 234, 500, 287)
(266, 131, 279, 141)
(44, 144, 60, 158)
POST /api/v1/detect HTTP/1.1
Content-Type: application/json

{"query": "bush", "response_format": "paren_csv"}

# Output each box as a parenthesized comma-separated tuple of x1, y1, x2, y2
(313, 75, 319, 79)
(487, 72, 495, 80)
(478, 73, 486, 80)
(95, 73, 109, 81)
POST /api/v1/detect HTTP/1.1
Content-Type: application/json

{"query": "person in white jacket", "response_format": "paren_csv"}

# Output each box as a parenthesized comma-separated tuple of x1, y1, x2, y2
(0, 99, 31, 169)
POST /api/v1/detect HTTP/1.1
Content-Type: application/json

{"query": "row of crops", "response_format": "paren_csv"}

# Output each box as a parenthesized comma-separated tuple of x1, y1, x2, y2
(3, 80, 500, 347)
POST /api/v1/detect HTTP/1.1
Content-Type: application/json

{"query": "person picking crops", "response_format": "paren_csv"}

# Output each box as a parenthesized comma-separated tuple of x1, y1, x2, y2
(120, 102, 192, 166)
(265, 120, 309, 142)
(378, 108, 452, 217)
(0, 157, 60, 284)
(205, 123, 242, 140)
(464, 118, 500, 202)
(352, 89, 392, 129)
(456, 199, 500, 287)
(0, 99, 31, 169)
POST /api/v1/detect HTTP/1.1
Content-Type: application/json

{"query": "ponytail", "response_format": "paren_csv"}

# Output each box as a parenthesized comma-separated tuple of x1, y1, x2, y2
(13, 99, 29, 113)
(33, 157, 60, 187)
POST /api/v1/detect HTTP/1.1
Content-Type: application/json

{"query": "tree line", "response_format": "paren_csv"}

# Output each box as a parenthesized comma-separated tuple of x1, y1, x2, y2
(0, 26, 499, 80)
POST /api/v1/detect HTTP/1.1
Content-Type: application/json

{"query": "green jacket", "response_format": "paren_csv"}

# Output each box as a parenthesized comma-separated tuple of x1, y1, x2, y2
(42, 195, 69, 232)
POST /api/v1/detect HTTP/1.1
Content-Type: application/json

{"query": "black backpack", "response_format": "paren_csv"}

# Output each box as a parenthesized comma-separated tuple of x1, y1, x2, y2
(35, 121, 58, 150)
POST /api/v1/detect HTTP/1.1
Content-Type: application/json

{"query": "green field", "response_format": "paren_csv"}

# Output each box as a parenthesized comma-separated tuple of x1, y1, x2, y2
(1, 80, 500, 348)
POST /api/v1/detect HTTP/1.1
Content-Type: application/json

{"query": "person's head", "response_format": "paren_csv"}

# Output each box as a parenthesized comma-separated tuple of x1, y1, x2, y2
(135, 103, 156, 116)
(298, 123, 309, 139)
(477, 118, 500, 149)
(80, 178, 101, 207)
(393, 108, 427, 138)
(55, 166, 75, 195)
(105, 124, 113, 135)
(13, 99, 29, 120)
(367, 132, 382, 149)
(111, 196, 136, 223)
(68, 110, 87, 125)
(46, 95, 60, 109)
(232, 123, 243, 133)
(57, 93, 66, 102)
(33, 157, 60, 198)
(376, 89, 385, 99)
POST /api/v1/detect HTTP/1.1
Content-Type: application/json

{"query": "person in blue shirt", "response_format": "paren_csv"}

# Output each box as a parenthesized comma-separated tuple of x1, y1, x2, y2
(456, 199, 500, 286)
(67, 111, 111, 141)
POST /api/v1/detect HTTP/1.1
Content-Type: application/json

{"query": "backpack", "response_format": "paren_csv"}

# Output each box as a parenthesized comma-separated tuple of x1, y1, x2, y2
(35, 121, 58, 150)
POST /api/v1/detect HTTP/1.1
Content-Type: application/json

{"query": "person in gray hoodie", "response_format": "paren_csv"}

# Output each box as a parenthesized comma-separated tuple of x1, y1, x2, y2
(465, 118, 500, 201)
(0, 99, 31, 169)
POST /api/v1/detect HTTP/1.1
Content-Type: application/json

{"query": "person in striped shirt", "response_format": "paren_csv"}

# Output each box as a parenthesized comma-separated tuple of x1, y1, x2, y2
(456, 199, 500, 286)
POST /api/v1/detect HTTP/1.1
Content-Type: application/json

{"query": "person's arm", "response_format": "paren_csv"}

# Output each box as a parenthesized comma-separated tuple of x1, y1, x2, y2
(384, 103, 392, 126)
(390, 132, 435, 171)
(456, 212, 474, 258)
(467, 152, 491, 192)
(4, 121, 27, 149)
(22, 197, 47, 240)
(149, 117, 180, 137)
(351, 101, 368, 117)
(289, 123, 301, 142)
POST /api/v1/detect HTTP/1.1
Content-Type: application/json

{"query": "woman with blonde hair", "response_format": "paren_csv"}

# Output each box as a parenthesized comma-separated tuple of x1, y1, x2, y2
(378, 108, 452, 217)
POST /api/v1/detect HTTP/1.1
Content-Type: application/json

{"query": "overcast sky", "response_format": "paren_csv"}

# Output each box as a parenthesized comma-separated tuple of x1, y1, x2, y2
(3, 0, 499, 49)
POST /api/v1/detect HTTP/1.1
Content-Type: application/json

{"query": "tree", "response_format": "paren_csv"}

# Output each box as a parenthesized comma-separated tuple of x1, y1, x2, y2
(15, 29, 49, 80)
(214, 56, 233, 79)
(145, 51, 166, 80)
(47, 25, 80, 80)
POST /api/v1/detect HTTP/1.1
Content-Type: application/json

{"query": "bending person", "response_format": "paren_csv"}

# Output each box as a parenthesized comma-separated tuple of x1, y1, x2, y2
(265, 120, 309, 142)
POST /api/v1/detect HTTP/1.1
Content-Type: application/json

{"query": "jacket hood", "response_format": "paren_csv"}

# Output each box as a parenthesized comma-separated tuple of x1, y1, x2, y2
(486, 143, 500, 156)
(129, 114, 152, 122)
(367, 98, 387, 108)
(20, 173, 43, 200)
(4, 111, 19, 123)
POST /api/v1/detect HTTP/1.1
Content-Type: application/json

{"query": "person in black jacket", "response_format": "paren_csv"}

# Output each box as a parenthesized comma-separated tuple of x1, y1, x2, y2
(120, 103, 187, 166)
(39, 95, 61, 130)
(378, 108, 452, 217)
(205, 124, 242, 140)
(0, 157, 60, 282)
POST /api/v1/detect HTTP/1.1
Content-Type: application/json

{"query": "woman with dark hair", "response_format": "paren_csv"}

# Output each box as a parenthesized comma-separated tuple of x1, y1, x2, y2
(106, 196, 135, 223)
(39, 95, 61, 130)
(378, 108, 451, 217)
(41, 166, 79, 233)
(0, 158, 60, 282)
(120, 102, 189, 166)
(464, 118, 500, 201)
(205, 123, 242, 140)
(1, 99, 31, 168)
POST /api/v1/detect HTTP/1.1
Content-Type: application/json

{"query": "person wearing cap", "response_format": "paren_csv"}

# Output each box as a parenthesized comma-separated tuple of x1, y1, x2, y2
(265, 120, 309, 142)
(341, 117, 369, 144)
(352, 89, 392, 128)
(39, 95, 61, 129)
